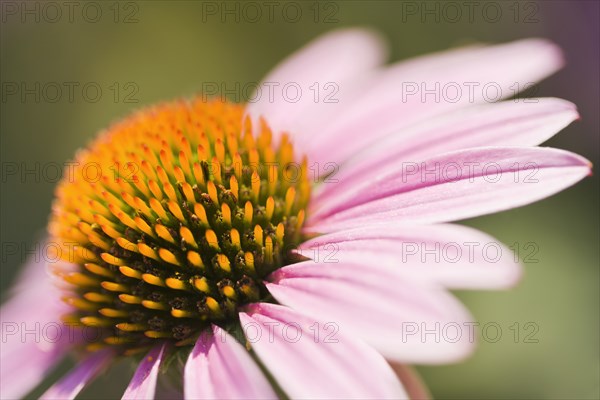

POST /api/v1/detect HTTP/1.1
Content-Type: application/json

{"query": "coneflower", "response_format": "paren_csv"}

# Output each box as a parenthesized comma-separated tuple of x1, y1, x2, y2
(0, 29, 591, 399)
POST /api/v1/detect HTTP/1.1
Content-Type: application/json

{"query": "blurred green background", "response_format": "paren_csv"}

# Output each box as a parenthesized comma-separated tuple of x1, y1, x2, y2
(1, 1, 598, 398)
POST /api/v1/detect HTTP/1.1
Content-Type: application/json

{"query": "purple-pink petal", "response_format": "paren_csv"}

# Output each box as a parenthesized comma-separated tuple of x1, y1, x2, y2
(266, 261, 474, 364)
(40, 349, 113, 400)
(0, 244, 75, 399)
(314, 97, 579, 207)
(298, 222, 521, 289)
(309, 147, 591, 231)
(184, 324, 276, 399)
(304, 38, 564, 166)
(0, 327, 67, 400)
(239, 303, 408, 399)
(245, 28, 385, 146)
(122, 343, 167, 400)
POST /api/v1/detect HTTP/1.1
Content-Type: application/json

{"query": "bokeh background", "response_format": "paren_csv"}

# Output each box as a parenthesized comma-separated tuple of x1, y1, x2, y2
(1, 1, 598, 398)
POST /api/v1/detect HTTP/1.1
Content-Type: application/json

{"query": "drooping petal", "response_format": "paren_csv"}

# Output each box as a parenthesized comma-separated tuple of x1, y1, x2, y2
(314, 98, 579, 206)
(122, 343, 167, 400)
(308, 147, 591, 231)
(0, 241, 74, 399)
(0, 294, 70, 399)
(298, 222, 521, 289)
(245, 28, 386, 145)
(184, 324, 276, 399)
(40, 349, 113, 400)
(304, 38, 565, 165)
(265, 262, 473, 364)
(0, 326, 67, 400)
(391, 364, 432, 400)
(239, 303, 408, 398)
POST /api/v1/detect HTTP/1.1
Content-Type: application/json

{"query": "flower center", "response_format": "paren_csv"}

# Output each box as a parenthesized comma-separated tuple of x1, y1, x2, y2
(49, 99, 310, 351)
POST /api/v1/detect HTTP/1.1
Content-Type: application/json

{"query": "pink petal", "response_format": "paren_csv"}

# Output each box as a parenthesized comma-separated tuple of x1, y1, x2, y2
(0, 293, 70, 399)
(266, 261, 474, 364)
(314, 98, 579, 207)
(308, 147, 591, 231)
(239, 303, 408, 398)
(122, 343, 167, 400)
(245, 28, 386, 145)
(0, 243, 74, 399)
(298, 222, 521, 289)
(40, 349, 113, 400)
(391, 364, 432, 400)
(305, 38, 565, 166)
(0, 332, 67, 400)
(184, 324, 276, 399)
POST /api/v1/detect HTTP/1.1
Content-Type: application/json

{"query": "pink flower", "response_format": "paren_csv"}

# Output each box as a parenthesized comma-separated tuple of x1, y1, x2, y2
(0, 29, 591, 399)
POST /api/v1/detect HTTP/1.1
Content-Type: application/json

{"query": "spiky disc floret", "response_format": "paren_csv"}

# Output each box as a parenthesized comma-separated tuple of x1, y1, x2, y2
(48, 98, 310, 351)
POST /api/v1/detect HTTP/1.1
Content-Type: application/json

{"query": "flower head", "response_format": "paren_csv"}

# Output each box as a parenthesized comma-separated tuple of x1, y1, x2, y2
(49, 100, 309, 352)
(0, 29, 591, 399)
